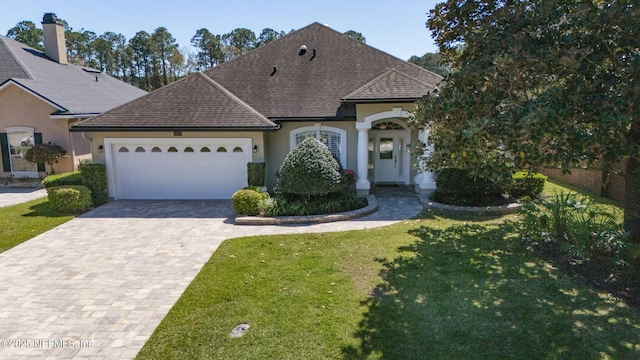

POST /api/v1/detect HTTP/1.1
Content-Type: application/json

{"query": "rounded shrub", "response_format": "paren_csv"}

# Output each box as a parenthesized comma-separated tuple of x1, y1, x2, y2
(232, 189, 265, 216)
(277, 137, 343, 197)
(47, 185, 92, 213)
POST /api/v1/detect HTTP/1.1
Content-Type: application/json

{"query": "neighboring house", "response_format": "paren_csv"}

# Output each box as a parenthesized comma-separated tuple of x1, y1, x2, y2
(71, 23, 441, 200)
(0, 13, 146, 177)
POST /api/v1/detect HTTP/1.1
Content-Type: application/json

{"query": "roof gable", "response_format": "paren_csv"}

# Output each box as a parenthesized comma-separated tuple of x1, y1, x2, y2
(0, 35, 146, 116)
(204, 23, 442, 119)
(73, 73, 278, 130)
(342, 69, 437, 102)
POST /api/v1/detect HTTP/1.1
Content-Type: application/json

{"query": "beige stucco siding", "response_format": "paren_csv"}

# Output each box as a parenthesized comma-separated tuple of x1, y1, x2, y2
(264, 121, 357, 190)
(87, 131, 266, 164)
(0, 84, 88, 175)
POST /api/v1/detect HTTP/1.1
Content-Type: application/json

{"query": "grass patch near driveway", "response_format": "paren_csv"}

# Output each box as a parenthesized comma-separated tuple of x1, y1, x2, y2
(138, 200, 640, 359)
(0, 197, 74, 253)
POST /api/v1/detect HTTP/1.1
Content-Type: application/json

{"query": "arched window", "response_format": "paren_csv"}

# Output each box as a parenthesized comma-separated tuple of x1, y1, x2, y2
(233, 146, 243, 152)
(372, 121, 405, 130)
(200, 147, 211, 152)
(216, 147, 227, 152)
(135, 146, 145, 152)
(151, 147, 162, 152)
(290, 125, 346, 165)
(168, 147, 178, 153)
(119, 147, 129, 152)
(184, 147, 194, 152)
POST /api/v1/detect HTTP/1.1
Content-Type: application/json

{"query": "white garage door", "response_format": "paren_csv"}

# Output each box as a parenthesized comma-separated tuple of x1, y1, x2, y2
(105, 138, 252, 200)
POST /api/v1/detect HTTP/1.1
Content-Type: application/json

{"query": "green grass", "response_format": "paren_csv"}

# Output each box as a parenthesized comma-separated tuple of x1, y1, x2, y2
(0, 197, 74, 253)
(544, 179, 623, 222)
(138, 182, 640, 359)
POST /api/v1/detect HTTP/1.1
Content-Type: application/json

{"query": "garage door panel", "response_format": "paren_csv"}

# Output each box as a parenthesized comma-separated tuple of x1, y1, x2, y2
(107, 138, 251, 200)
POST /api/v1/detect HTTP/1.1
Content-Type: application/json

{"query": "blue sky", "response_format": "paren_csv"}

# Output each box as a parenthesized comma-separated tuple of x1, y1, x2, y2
(0, 0, 441, 60)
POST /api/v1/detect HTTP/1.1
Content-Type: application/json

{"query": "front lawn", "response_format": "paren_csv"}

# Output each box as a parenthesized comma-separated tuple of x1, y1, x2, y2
(138, 183, 640, 359)
(0, 197, 74, 253)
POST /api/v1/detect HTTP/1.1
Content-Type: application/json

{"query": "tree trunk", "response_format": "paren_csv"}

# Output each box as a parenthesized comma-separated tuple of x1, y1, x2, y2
(624, 157, 640, 243)
(600, 164, 610, 198)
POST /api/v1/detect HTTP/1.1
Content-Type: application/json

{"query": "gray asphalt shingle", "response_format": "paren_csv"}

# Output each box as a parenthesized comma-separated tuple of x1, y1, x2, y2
(0, 35, 146, 115)
(72, 22, 442, 130)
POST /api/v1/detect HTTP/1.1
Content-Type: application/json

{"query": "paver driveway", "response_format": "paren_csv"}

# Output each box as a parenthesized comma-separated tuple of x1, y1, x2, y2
(0, 194, 424, 359)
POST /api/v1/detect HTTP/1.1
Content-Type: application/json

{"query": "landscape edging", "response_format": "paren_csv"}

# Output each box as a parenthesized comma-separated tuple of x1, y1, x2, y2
(234, 195, 377, 225)
(421, 197, 523, 216)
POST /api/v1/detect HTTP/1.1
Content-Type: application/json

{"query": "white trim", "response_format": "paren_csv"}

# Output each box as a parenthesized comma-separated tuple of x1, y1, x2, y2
(50, 113, 96, 119)
(4, 126, 38, 177)
(289, 125, 347, 166)
(0, 80, 67, 112)
(4, 126, 35, 133)
(362, 107, 411, 129)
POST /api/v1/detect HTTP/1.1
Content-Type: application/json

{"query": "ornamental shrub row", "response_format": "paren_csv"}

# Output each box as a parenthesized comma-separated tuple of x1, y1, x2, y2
(41, 171, 82, 188)
(432, 168, 547, 206)
(42, 163, 109, 214)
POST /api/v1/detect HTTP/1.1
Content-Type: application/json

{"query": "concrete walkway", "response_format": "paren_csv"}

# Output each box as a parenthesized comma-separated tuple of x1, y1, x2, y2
(0, 188, 47, 208)
(0, 191, 424, 359)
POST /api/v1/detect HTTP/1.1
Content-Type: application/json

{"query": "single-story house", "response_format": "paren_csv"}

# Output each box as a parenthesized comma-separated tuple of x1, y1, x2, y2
(71, 22, 441, 200)
(0, 13, 146, 177)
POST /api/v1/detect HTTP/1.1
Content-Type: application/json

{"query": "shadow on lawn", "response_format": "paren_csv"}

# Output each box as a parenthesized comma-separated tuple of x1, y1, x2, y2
(342, 223, 640, 360)
(22, 202, 70, 218)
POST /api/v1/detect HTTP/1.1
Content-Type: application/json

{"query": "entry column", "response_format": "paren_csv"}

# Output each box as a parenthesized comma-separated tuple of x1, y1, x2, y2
(415, 128, 437, 195)
(355, 123, 371, 197)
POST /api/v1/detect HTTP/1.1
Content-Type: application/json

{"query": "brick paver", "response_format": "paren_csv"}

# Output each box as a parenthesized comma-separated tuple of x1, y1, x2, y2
(0, 191, 423, 359)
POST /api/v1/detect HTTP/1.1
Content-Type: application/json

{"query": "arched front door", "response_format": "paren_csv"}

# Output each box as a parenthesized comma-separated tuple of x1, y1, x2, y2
(369, 120, 410, 184)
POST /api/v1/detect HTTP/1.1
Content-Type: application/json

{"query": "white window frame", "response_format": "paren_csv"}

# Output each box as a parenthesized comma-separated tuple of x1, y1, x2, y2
(290, 124, 347, 166)
(4, 126, 38, 177)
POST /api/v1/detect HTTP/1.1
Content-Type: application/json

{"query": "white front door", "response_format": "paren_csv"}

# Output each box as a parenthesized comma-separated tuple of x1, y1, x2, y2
(376, 136, 398, 182)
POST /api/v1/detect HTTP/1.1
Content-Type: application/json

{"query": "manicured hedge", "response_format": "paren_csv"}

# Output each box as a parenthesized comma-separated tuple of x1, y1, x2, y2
(510, 171, 547, 198)
(42, 171, 82, 188)
(432, 168, 505, 206)
(247, 162, 266, 187)
(47, 185, 92, 213)
(79, 163, 108, 205)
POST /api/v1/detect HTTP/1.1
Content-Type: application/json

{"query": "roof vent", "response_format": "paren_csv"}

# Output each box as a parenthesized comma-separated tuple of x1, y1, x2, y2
(298, 45, 307, 56)
(271, 65, 277, 76)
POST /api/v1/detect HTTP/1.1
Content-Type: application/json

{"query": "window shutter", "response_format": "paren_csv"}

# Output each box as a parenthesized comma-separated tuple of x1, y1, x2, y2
(34, 133, 44, 172)
(0, 133, 10, 172)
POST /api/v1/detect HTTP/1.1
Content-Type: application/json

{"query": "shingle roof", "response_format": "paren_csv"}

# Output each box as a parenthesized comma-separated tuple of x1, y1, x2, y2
(0, 35, 146, 116)
(72, 72, 278, 130)
(204, 22, 442, 119)
(342, 69, 437, 102)
(71, 22, 442, 131)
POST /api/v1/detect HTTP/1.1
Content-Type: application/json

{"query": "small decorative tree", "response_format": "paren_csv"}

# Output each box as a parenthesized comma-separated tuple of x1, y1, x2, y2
(24, 142, 66, 174)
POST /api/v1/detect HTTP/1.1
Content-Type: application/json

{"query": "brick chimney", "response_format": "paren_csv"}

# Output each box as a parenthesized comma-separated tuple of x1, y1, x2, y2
(41, 13, 67, 64)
